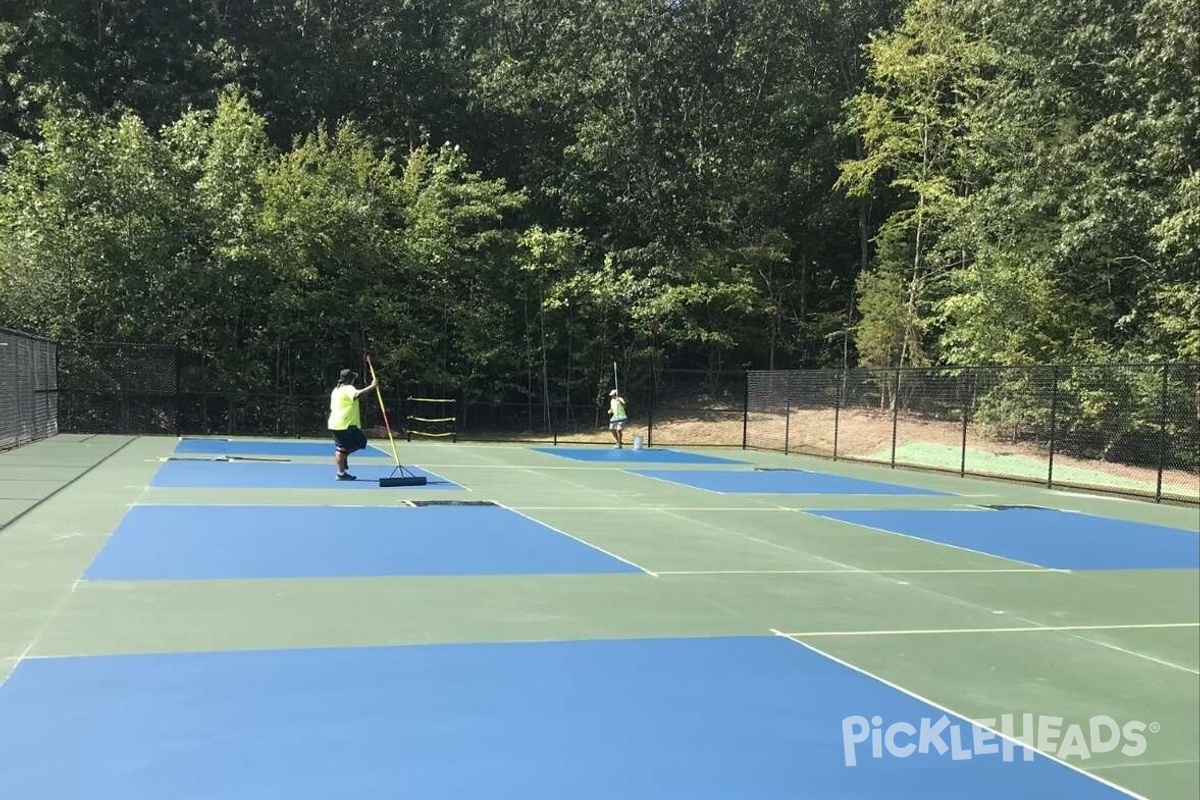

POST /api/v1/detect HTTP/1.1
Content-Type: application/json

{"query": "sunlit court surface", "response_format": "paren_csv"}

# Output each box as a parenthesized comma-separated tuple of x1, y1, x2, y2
(1, 434, 1197, 800)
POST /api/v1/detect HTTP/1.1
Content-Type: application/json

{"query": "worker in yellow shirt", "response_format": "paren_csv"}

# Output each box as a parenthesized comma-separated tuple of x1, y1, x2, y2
(328, 368, 377, 481)
(608, 388, 627, 449)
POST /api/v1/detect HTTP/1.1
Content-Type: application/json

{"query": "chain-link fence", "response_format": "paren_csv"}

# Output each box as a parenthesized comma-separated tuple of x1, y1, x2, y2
(58, 342, 179, 435)
(450, 365, 746, 448)
(747, 364, 1200, 503)
(25, 336, 1200, 504)
(0, 327, 58, 450)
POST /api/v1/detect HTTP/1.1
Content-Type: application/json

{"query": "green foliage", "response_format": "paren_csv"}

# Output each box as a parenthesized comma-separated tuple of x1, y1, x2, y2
(0, 105, 195, 341)
(841, 0, 1198, 369)
(0, 0, 1194, 412)
(837, 0, 994, 367)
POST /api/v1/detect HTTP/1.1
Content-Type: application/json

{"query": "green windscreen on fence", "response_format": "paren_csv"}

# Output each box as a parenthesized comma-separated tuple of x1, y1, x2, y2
(0, 327, 58, 451)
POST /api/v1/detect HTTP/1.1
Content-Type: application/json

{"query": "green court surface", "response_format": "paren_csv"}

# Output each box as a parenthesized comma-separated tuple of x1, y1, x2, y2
(1, 435, 1198, 799)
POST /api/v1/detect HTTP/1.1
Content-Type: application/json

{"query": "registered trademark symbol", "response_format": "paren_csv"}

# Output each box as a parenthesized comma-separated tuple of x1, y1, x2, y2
(1149, 722, 1160, 734)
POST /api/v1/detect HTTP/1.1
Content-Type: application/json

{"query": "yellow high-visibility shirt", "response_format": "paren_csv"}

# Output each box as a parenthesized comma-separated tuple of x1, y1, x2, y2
(328, 385, 360, 430)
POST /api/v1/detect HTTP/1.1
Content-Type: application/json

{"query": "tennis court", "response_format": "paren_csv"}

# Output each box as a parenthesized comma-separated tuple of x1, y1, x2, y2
(1, 434, 1197, 799)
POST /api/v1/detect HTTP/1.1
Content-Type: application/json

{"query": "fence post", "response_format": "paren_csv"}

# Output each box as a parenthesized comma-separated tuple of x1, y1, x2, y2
(960, 368, 970, 477)
(741, 372, 749, 449)
(289, 389, 297, 436)
(53, 341, 62, 436)
(402, 392, 412, 442)
(1047, 366, 1060, 489)
(784, 391, 791, 455)
(173, 345, 182, 436)
(890, 368, 900, 468)
(121, 389, 131, 435)
(1155, 364, 1170, 503)
(833, 371, 842, 460)
(647, 366, 655, 448)
(12, 339, 23, 446)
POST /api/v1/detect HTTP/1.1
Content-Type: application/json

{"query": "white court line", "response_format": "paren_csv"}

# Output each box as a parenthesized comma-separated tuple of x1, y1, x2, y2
(506, 504, 998, 512)
(798, 512, 1200, 672)
(1090, 759, 1200, 771)
(800, 511, 1055, 571)
(391, 463, 466, 491)
(495, 502, 658, 577)
(622, 470, 728, 495)
(511, 506, 795, 512)
(669, 509, 1194, 675)
(776, 622, 1200, 638)
(1050, 491, 1142, 504)
(130, 502, 399, 508)
(769, 631, 1153, 800)
(389, 464, 656, 470)
(779, 622, 1200, 676)
(884, 504, 1083, 514)
(3, 458, 150, 688)
(1075, 635, 1200, 675)
(655, 568, 1071, 576)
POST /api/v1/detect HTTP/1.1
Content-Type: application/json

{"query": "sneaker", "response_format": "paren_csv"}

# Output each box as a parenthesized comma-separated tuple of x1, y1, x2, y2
(337, 472, 357, 481)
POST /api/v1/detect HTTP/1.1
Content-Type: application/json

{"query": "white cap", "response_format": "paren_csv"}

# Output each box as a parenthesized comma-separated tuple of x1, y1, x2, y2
(609, 389, 618, 396)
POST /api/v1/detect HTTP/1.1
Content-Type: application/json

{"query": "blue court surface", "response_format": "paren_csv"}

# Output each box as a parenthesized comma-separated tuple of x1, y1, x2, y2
(532, 446, 744, 464)
(0, 636, 1131, 800)
(150, 459, 457, 489)
(175, 438, 389, 458)
(83, 505, 637, 580)
(631, 468, 947, 495)
(808, 507, 1200, 570)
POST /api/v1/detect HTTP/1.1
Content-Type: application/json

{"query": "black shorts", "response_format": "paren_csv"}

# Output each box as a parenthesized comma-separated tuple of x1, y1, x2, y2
(331, 426, 367, 453)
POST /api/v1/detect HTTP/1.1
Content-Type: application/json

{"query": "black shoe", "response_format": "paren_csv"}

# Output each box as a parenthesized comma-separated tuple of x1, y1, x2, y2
(337, 472, 357, 481)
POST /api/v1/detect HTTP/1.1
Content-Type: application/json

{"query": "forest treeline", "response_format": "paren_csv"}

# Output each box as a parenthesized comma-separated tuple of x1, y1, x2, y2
(0, 0, 1196, 399)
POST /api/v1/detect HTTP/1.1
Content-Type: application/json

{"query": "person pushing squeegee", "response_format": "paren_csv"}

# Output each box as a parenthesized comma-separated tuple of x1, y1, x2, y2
(327, 356, 426, 486)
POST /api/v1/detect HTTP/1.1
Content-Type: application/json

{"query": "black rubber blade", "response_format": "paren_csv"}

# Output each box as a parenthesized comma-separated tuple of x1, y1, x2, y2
(379, 476, 427, 487)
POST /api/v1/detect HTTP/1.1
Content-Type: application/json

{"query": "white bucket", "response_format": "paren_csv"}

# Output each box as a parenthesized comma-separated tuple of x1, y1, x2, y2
(632, 435, 644, 450)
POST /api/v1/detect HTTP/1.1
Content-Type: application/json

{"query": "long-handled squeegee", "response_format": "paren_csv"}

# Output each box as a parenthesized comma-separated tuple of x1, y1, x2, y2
(367, 355, 426, 487)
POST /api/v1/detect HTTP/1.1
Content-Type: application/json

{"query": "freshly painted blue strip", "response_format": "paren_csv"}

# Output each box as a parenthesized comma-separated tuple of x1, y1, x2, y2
(809, 508, 1200, 570)
(631, 469, 947, 495)
(150, 460, 457, 489)
(532, 447, 744, 464)
(0, 637, 1131, 799)
(84, 505, 638, 579)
